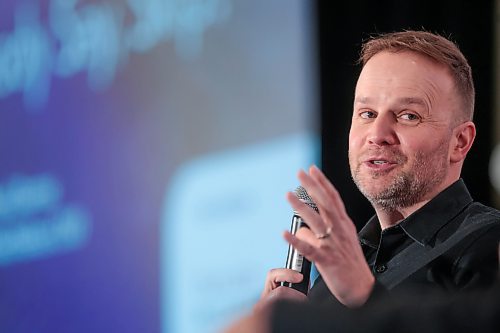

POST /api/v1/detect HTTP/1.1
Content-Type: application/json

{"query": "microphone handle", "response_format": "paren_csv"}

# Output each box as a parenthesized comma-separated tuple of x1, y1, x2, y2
(281, 214, 311, 295)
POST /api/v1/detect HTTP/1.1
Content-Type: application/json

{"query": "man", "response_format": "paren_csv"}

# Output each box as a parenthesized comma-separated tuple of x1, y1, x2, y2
(225, 30, 500, 331)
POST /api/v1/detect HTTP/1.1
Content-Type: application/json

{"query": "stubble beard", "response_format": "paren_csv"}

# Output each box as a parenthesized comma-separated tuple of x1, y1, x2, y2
(349, 140, 450, 211)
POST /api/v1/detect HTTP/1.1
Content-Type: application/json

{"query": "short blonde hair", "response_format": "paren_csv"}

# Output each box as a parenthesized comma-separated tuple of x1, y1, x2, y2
(360, 31, 475, 120)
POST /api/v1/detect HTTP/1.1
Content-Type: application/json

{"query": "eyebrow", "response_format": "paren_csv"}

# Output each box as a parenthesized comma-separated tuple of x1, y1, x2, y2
(395, 97, 427, 107)
(354, 96, 427, 107)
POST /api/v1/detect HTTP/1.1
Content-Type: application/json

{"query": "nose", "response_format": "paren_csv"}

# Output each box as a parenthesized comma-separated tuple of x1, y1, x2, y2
(367, 114, 398, 146)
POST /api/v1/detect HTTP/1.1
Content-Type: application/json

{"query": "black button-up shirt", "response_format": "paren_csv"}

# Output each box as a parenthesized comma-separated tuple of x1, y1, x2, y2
(308, 179, 500, 304)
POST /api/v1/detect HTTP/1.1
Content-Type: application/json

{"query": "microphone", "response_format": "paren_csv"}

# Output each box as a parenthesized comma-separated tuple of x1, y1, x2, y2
(281, 186, 319, 295)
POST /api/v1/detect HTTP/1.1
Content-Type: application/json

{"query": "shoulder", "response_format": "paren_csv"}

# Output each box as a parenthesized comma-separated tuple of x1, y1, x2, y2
(454, 203, 500, 247)
(446, 203, 500, 289)
(448, 202, 500, 259)
(465, 202, 500, 221)
(437, 202, 500, 243)
(429, 202, 500, 290)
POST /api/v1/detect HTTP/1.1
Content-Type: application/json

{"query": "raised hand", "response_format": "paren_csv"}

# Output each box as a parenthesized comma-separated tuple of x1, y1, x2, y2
(284, 165, 375, 307)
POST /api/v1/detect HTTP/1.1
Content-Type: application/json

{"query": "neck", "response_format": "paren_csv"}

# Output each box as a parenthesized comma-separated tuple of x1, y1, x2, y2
(374, 199, 432, 229)
(372, 175, 460, 229)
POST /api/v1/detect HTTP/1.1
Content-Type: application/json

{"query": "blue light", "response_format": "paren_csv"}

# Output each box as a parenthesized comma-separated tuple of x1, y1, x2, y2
(50, 0, 124, 90)
(161, 132, 319, 333)
(0, 174, 92, 266)
(0, 2, 53, 110)
(125, 0, 232, 58)
(0, 0, 233, 109)
(0, 173, 62, 220)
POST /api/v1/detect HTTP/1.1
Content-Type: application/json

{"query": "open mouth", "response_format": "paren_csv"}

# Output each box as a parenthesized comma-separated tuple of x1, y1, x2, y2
(364, 159, 397, 171)
(370, 160, 389, 165)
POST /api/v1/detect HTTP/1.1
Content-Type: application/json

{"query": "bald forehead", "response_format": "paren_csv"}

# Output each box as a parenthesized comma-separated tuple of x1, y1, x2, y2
(355, 51, 463, 123)
(354, 96, 427, 107)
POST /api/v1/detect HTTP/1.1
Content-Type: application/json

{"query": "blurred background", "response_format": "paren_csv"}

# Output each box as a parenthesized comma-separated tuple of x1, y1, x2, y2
(0, 0, 498, 332)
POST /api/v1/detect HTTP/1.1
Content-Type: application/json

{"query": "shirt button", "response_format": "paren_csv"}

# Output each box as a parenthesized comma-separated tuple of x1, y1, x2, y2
(375, 264, 387, 273)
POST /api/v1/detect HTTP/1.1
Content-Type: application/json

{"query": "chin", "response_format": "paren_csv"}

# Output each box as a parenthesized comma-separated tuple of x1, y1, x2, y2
(355, 179, 387, 196)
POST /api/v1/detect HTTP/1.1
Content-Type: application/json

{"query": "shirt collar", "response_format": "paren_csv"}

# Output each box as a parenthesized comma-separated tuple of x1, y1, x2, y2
(359, 179, 473, 248)
(359, 215, 381, 249)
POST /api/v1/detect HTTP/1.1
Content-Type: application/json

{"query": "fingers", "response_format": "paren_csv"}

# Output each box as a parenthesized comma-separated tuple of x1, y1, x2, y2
(309, 165, 348, 218)
(297, 169, 333, 215)
(262, 268, 303, 297)
(267, 268, 303, 284)
(286, 192, 326, 236)
(281, 166, 375, 308)
(283, 231, 323, 263)
(296, 166, 350, 231)
(295, 226, 321, 248)
(308, 170, 343, 217)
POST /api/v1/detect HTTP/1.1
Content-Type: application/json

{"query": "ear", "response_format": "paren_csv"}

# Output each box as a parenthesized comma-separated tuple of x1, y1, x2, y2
(450, 121, 476, 163)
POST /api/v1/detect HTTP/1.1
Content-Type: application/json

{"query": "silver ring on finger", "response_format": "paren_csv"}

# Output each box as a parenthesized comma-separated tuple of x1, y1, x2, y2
(315, 227, 332, 239)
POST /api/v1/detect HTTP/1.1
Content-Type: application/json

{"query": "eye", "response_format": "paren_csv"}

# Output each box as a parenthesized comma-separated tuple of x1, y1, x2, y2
(398, 112, 420, 123)
(359, 110, 376, 119)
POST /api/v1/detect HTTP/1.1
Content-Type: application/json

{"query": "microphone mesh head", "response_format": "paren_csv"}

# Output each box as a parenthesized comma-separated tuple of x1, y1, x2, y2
(294, 186, 319, 213)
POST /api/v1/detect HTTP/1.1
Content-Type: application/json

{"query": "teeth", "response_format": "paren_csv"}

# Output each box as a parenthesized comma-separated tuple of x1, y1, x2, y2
(373, 160, 387, 165)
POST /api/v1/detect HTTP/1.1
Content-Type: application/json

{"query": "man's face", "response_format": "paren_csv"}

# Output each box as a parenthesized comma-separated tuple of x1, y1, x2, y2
(348, 51, 460, 210)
